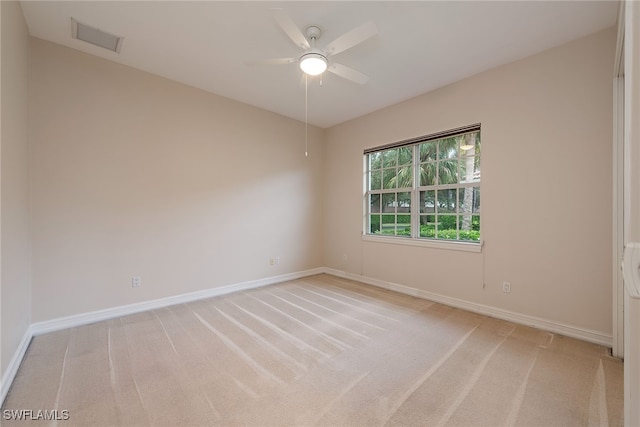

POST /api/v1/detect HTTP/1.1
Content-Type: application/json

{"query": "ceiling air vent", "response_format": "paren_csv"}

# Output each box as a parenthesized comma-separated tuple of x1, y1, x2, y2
(71, 18, 123, 53)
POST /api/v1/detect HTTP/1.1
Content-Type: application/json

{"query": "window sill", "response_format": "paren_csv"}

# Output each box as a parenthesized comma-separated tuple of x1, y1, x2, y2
(361, 234, 483, 253)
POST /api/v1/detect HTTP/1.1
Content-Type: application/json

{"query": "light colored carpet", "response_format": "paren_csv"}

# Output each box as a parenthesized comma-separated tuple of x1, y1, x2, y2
(2, 274, 623, 426)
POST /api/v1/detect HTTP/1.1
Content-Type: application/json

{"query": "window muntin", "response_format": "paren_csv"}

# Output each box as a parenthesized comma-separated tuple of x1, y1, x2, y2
(365, 126, 480, 244)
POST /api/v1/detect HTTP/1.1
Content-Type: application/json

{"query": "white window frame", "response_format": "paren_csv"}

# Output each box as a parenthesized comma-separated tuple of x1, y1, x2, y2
(363, 124, 482, 253)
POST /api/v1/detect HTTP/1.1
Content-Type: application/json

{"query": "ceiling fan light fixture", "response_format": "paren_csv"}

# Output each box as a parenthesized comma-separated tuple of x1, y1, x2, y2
(300, 52, 327, 76)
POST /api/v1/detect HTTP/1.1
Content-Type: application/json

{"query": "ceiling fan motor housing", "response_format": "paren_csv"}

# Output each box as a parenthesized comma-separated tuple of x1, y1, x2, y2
(305, 25, 322, 41)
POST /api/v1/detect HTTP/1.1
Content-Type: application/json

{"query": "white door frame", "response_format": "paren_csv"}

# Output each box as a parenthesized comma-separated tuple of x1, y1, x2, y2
(612, 1, 625, 360)
(613, 74, 624, 358)
(619, 1, 640, 425)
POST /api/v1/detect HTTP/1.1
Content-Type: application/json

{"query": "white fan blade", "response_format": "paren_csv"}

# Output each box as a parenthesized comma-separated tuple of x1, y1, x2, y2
(272, 9, 310, 50)
(245, 58, 297, 66)
(324, 21, 378, 56)
(328, 63, 369, 84)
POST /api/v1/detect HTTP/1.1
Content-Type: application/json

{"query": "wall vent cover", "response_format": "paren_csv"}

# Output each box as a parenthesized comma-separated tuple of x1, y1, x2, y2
(71, 18, 123, 53)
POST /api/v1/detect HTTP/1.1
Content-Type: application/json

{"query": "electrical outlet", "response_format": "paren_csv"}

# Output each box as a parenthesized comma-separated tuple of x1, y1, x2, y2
(269, 258, 275, 265)
(275, 257, 280, 265)
(502, 282, 511, 293)
(132, 276, 141, 287)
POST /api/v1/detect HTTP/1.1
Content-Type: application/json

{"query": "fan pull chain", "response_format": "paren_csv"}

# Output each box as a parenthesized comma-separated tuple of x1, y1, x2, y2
(305, 74, 308, 157)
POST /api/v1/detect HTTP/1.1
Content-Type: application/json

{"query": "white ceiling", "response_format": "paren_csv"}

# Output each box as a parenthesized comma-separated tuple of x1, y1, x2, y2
(20, 1, 619, 128)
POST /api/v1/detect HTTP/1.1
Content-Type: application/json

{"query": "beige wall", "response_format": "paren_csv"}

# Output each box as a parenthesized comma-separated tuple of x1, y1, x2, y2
(1, 1, 31, 376)
(324, 28, 616, 335)
(30, 38, 324, 322)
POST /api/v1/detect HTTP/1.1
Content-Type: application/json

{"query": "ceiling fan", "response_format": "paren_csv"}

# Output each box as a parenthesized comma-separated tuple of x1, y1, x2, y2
(248, 10, 378, 84)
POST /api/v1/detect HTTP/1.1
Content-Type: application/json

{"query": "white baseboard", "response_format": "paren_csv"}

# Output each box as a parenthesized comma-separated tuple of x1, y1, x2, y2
(1, 325, 34, 406)
(30, 267, 325, 336)
(2, 265, 612, 406)
(323, 268, 613, 347)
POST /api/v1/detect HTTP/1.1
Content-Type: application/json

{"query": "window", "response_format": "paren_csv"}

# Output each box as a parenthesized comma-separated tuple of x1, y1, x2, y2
(365, 124, 481, 247)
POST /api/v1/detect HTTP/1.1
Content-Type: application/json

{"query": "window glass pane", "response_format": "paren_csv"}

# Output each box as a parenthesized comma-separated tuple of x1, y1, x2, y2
(460, 157, 480, 184)
(420, 142, 437, 162)
(383, 169, 396, 189)
(383, 149, 397, 167)
(370, 169, 382, 190)
(398, 147, 412, 166)
(394, 165, 413, 188)
(458, 186, 480, 214)
(397, 214, 411, 236)
(460, 133, 479, 157)
(458, 187, 473, 214)
(460, 132, 479, 152)
(437, 215, 458, 240)
(473, 155, 481, 182)
(438, 160, 458, 185)
(438, 215, 458, 230)
(398, 192, 411, 212)
(382, 193, 396, 213)
(369, 152, 382, 170)
(420, 162, 437, 186)
(420, 190, 435, 213)
(369, 193, 381, 213)
(439, 137, 459, 160)
(369, 215, 381, 234)
(459, 211, 474, 232)
(460, 216, 480, 241)
(473, 215, 480, 231)
(381, 214, 395, 235)
(459, 156, 475, 183)
(419, 215, 436, 238)
(460, 132, 480, 183)
(438, 189, 457, 213)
